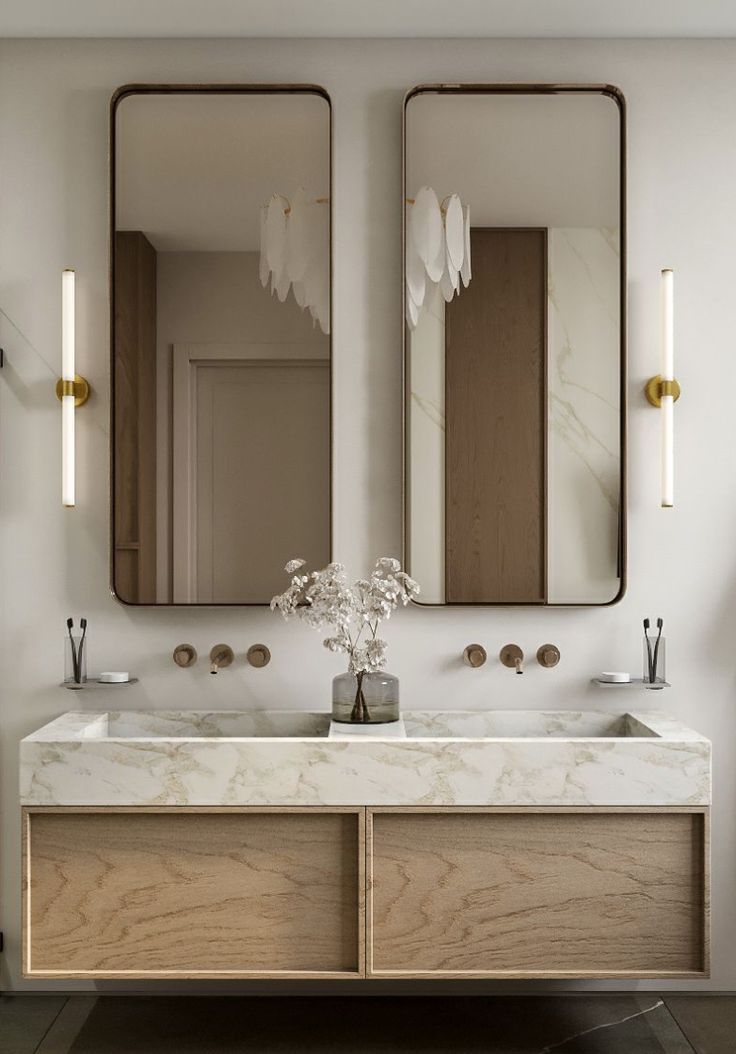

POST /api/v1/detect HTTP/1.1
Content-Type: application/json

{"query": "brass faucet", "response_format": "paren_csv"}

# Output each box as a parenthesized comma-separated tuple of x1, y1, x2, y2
(209, 644, 234, 675)
(500, 644, 524, 675)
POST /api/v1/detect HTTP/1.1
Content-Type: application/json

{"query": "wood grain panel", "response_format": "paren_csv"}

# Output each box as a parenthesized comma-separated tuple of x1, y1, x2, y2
(113, 231, 157, 603)
(24, 808, 363, 979)
(368, 809, 707, 978)
(445, 228, 546, 603)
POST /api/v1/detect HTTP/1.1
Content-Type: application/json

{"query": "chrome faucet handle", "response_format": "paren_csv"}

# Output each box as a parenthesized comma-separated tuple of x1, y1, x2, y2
(500, 644, 524, 675)
(209, 644, 234, 674)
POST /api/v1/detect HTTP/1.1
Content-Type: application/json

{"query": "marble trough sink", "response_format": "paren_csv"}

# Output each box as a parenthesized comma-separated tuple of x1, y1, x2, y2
(20, 709, 710, 808)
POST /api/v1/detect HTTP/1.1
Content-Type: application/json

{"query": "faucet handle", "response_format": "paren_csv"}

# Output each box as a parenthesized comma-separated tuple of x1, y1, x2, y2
(463, 644, 487, 668)
(537, 644, 561, 668)
(173, 643, 197, 668)
(500, 644, 524, 674)
(247, 644, 271, 668)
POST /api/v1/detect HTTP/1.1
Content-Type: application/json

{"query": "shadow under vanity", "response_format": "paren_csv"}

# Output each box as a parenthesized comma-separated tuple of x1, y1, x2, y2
(20, 83, 709, 986)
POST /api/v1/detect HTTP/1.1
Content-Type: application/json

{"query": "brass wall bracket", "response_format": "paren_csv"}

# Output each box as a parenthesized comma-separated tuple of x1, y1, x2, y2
(55, 374, 91, 407)
(645, 374, 681, 408)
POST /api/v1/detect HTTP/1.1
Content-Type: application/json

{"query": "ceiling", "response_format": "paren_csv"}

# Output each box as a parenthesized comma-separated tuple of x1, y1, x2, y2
(115, 93, 329, 252)
(2, 0, 736, 38)
(407, 92, 619, 227)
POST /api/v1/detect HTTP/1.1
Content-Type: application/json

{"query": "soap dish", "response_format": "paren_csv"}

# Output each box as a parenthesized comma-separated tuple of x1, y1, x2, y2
(591, 677, 670, 690)
(61, 677, 139, 691)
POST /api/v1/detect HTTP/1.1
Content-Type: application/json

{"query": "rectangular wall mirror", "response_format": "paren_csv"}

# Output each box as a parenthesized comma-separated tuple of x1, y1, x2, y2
(111, 86, 331, 604)
(404, 85, 625, 606)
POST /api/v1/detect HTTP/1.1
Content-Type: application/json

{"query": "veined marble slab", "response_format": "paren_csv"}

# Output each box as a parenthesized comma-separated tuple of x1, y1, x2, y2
(20, 710, 710, 808)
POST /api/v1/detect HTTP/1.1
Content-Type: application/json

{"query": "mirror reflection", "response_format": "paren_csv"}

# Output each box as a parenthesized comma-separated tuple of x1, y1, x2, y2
(112, 88, 331, 604)
(405, 87, 624, 605)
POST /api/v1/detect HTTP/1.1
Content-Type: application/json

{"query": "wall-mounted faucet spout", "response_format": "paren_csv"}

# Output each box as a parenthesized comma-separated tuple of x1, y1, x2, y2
(209, 644, 234, 674)
(500, 644, 524, 675)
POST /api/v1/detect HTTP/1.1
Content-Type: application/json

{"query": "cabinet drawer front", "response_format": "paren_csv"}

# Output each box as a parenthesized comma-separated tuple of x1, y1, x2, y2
(368, 809, 708, 978)
(24, 808, 364, 978)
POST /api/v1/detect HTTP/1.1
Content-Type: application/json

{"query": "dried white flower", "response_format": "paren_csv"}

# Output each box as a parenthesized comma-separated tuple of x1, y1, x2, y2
(271, 556, 420, 674)
(376, 557, 401, 572)
(284, 558, 306, 573)
(323, 634, 350, 654)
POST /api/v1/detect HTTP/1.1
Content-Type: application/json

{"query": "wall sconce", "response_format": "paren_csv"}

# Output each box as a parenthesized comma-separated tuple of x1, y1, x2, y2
(55, 269, 90, 507)
(645, 268, 681, 508)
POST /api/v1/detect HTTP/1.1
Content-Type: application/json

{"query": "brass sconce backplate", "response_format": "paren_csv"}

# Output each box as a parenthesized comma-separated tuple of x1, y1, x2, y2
(55, 374, 91, 407)
(645, 374, 681, 408)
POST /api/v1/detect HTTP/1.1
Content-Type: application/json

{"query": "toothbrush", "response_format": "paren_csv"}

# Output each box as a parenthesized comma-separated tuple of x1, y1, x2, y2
(643, 618, 654, 683)
(78, 618, 88, 683)
(652, 617, 664, 684)
(66, 617, 79, 683)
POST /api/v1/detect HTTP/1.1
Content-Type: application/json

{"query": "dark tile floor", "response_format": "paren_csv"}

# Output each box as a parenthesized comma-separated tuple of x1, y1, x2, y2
(0, 994, 733, 1054)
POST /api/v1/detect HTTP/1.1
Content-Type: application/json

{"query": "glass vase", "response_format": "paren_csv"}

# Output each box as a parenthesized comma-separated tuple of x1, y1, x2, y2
(332, 670, 400, 724)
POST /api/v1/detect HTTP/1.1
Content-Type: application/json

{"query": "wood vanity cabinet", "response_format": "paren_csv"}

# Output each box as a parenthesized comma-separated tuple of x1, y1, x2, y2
(366, 808, 709, 979)
(23, 806, 708, 980)
(23, 808, 365, 979)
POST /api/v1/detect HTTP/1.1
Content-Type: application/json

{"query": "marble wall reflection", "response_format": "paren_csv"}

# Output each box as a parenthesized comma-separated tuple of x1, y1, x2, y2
(547, 227, 620, 603)
(407, 228, 620, 605)
(408, 282, 446, 604)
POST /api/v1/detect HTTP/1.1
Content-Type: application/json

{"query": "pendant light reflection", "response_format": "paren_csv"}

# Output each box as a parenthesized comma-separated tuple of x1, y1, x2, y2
(405, 187, 472, 330)
(56, 269, 91, 508)
(258, 190, 330, 335)
(645, 269, 681, 508)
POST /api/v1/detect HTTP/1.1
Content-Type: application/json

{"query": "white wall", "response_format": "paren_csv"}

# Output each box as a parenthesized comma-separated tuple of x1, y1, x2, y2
(0, 38, 734, 993)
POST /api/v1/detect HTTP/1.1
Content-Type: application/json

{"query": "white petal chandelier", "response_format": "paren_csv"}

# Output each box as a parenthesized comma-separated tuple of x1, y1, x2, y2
(259, 188, 330, 335)
(405, 186, 472, 330)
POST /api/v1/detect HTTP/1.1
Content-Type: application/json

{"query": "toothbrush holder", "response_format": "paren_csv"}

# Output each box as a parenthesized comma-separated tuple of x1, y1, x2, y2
(64, 634, 88, 686)
(643, 636, 666, 688)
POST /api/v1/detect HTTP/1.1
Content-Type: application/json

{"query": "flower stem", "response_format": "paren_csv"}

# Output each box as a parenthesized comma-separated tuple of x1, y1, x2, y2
(350, 670, 371, 723)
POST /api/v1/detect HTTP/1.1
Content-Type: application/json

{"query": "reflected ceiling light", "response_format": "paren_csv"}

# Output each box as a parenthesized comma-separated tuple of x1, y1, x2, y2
(405, 186, 471, 330)
(259, 189, 330, 335)
(55, 269, 90, 508)
(645, 268, 681, 508)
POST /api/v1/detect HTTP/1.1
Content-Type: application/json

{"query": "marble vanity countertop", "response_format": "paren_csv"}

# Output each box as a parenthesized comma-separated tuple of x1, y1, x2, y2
(19, 709, 711, 808)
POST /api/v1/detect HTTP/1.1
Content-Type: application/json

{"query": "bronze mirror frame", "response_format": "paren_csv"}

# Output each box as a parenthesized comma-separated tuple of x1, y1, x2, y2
(109, 84, 333, 606)
(402, 83, 627, 607)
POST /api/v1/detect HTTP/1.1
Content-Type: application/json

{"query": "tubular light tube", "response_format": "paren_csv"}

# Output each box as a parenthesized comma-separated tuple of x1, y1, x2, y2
(61, 268, 75, 507)
(660, 268, 674, 508)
